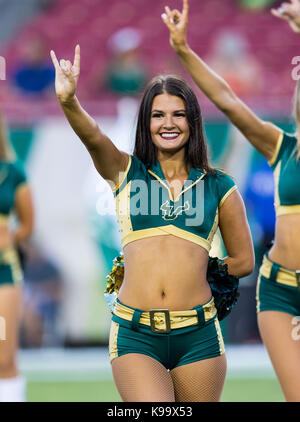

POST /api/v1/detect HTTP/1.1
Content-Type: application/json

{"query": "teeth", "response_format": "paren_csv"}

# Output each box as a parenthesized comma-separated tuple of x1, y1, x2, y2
(160, 133, 180, 138)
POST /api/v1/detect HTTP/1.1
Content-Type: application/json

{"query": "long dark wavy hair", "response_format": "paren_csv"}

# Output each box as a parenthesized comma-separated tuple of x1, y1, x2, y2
(134, 74, 214, 173)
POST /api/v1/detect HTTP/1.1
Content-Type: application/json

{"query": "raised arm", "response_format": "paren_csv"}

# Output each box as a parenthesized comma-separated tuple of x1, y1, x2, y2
(218, 190, 254, 278)
(50, 45, 128, 185)
(272, 0, 300, 33)
(162, 0, 281, 161)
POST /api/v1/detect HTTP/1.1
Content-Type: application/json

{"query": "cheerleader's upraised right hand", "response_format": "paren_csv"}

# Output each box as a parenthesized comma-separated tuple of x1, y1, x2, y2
(161, 0, 189, 52)
(50, 45, 80, 104)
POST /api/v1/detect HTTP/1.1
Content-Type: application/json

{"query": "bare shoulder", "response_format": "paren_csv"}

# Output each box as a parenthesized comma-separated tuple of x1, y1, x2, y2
(218, 189, 244, 215)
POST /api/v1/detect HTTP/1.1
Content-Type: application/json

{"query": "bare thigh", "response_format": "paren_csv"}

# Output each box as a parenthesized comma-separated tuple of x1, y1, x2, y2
(0, 285, 23, 377)
(170, 354, 227, 402)
(111, 353, 175, 402)
(258, 311, 300, 401)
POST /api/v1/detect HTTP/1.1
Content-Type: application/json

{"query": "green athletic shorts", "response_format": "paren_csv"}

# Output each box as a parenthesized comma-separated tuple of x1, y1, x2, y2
(256, 253, 300, 316)
(0, 248, 23, 286)
(109, 298, 225, 370)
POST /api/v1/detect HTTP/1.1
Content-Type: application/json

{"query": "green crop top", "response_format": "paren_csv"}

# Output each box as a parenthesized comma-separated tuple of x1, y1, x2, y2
(0, 160, 27, 222)
(113, 155, 237, 252)
(268, 132, 300, 216)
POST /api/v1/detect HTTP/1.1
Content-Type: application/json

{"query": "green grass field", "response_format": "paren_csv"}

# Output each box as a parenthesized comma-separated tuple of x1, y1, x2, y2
(21, 346, 285, 402)
(26, 377, 285, 402)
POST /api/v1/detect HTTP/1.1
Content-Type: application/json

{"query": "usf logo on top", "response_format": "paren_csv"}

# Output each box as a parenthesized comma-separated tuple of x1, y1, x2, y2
(0, 316, 6, 340)
(161, 200, 190, 220)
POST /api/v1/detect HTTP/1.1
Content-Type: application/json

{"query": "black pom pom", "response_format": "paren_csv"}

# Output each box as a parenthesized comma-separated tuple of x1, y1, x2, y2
(207, 257, 240, 321)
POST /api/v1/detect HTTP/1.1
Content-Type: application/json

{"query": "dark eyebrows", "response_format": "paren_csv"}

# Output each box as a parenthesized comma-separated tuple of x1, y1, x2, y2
(151, 109, 186, 113)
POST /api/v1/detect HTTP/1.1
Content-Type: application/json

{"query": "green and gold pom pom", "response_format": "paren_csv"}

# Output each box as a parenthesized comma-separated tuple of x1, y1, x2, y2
(104, 254, 125, 294)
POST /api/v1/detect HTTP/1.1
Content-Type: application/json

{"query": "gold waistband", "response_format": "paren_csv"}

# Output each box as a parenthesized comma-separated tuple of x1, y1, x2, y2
(113, 297, 217, 331)
(276, 205, 300, 216)
(260, 255, 300, 288)
(0, 248, 18, 265)
(0, 215, 9, 225)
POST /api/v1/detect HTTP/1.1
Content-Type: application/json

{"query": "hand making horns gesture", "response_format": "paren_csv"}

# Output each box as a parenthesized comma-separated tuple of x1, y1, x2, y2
(272, 0, 300, 33)
(161, 0, 189, 51)
(50, 45, 80, 103)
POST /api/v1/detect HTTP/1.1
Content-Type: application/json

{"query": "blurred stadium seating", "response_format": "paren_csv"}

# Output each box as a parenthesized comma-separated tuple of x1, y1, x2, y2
(1, 0, 299, 120)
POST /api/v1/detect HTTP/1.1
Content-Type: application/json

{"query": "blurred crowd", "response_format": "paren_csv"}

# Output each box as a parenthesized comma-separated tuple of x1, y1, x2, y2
(0, 0, 294, 110)
(20, 241, 63, 348)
